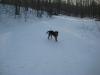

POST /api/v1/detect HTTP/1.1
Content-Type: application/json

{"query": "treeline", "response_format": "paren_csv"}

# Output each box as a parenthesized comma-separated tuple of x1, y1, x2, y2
(0, 0, 100, 19)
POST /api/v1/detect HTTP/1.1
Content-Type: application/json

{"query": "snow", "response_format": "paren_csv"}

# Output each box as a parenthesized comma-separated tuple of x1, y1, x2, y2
(0, 6, 100, 75)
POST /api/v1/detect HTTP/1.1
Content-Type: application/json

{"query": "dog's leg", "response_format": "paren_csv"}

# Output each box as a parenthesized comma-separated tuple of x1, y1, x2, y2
(51, 35, 52, 39)
(48, 34, 50, 39)
(55, 36, 58, 42)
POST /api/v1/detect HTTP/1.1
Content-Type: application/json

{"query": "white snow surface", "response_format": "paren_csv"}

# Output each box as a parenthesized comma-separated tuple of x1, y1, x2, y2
(0, 8, 100, 75)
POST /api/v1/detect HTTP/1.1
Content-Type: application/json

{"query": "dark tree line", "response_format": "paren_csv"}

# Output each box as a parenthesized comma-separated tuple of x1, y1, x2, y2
(0, 0, 100, 19)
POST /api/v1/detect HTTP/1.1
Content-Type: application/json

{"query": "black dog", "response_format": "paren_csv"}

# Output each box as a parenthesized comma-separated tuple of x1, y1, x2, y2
(47, 30, 58, 42)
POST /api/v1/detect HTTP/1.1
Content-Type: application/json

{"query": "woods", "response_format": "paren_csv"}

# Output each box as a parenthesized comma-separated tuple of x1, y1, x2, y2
(0, 0, 100, 19)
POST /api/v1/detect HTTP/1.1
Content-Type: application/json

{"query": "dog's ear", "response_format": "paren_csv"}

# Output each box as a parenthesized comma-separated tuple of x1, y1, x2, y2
(55, 31, 58, 33)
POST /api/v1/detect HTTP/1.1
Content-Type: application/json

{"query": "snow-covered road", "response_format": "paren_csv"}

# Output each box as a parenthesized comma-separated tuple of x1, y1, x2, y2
(0, 15, 100, 75)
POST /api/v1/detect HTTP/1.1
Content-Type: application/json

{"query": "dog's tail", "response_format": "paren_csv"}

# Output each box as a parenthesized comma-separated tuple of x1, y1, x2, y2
(46, 31, 49, 34)
(46, 31, 48, 34)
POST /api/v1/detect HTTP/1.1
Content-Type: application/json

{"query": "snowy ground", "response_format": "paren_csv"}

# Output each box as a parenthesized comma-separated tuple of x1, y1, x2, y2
(0, 7, 100, 75)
